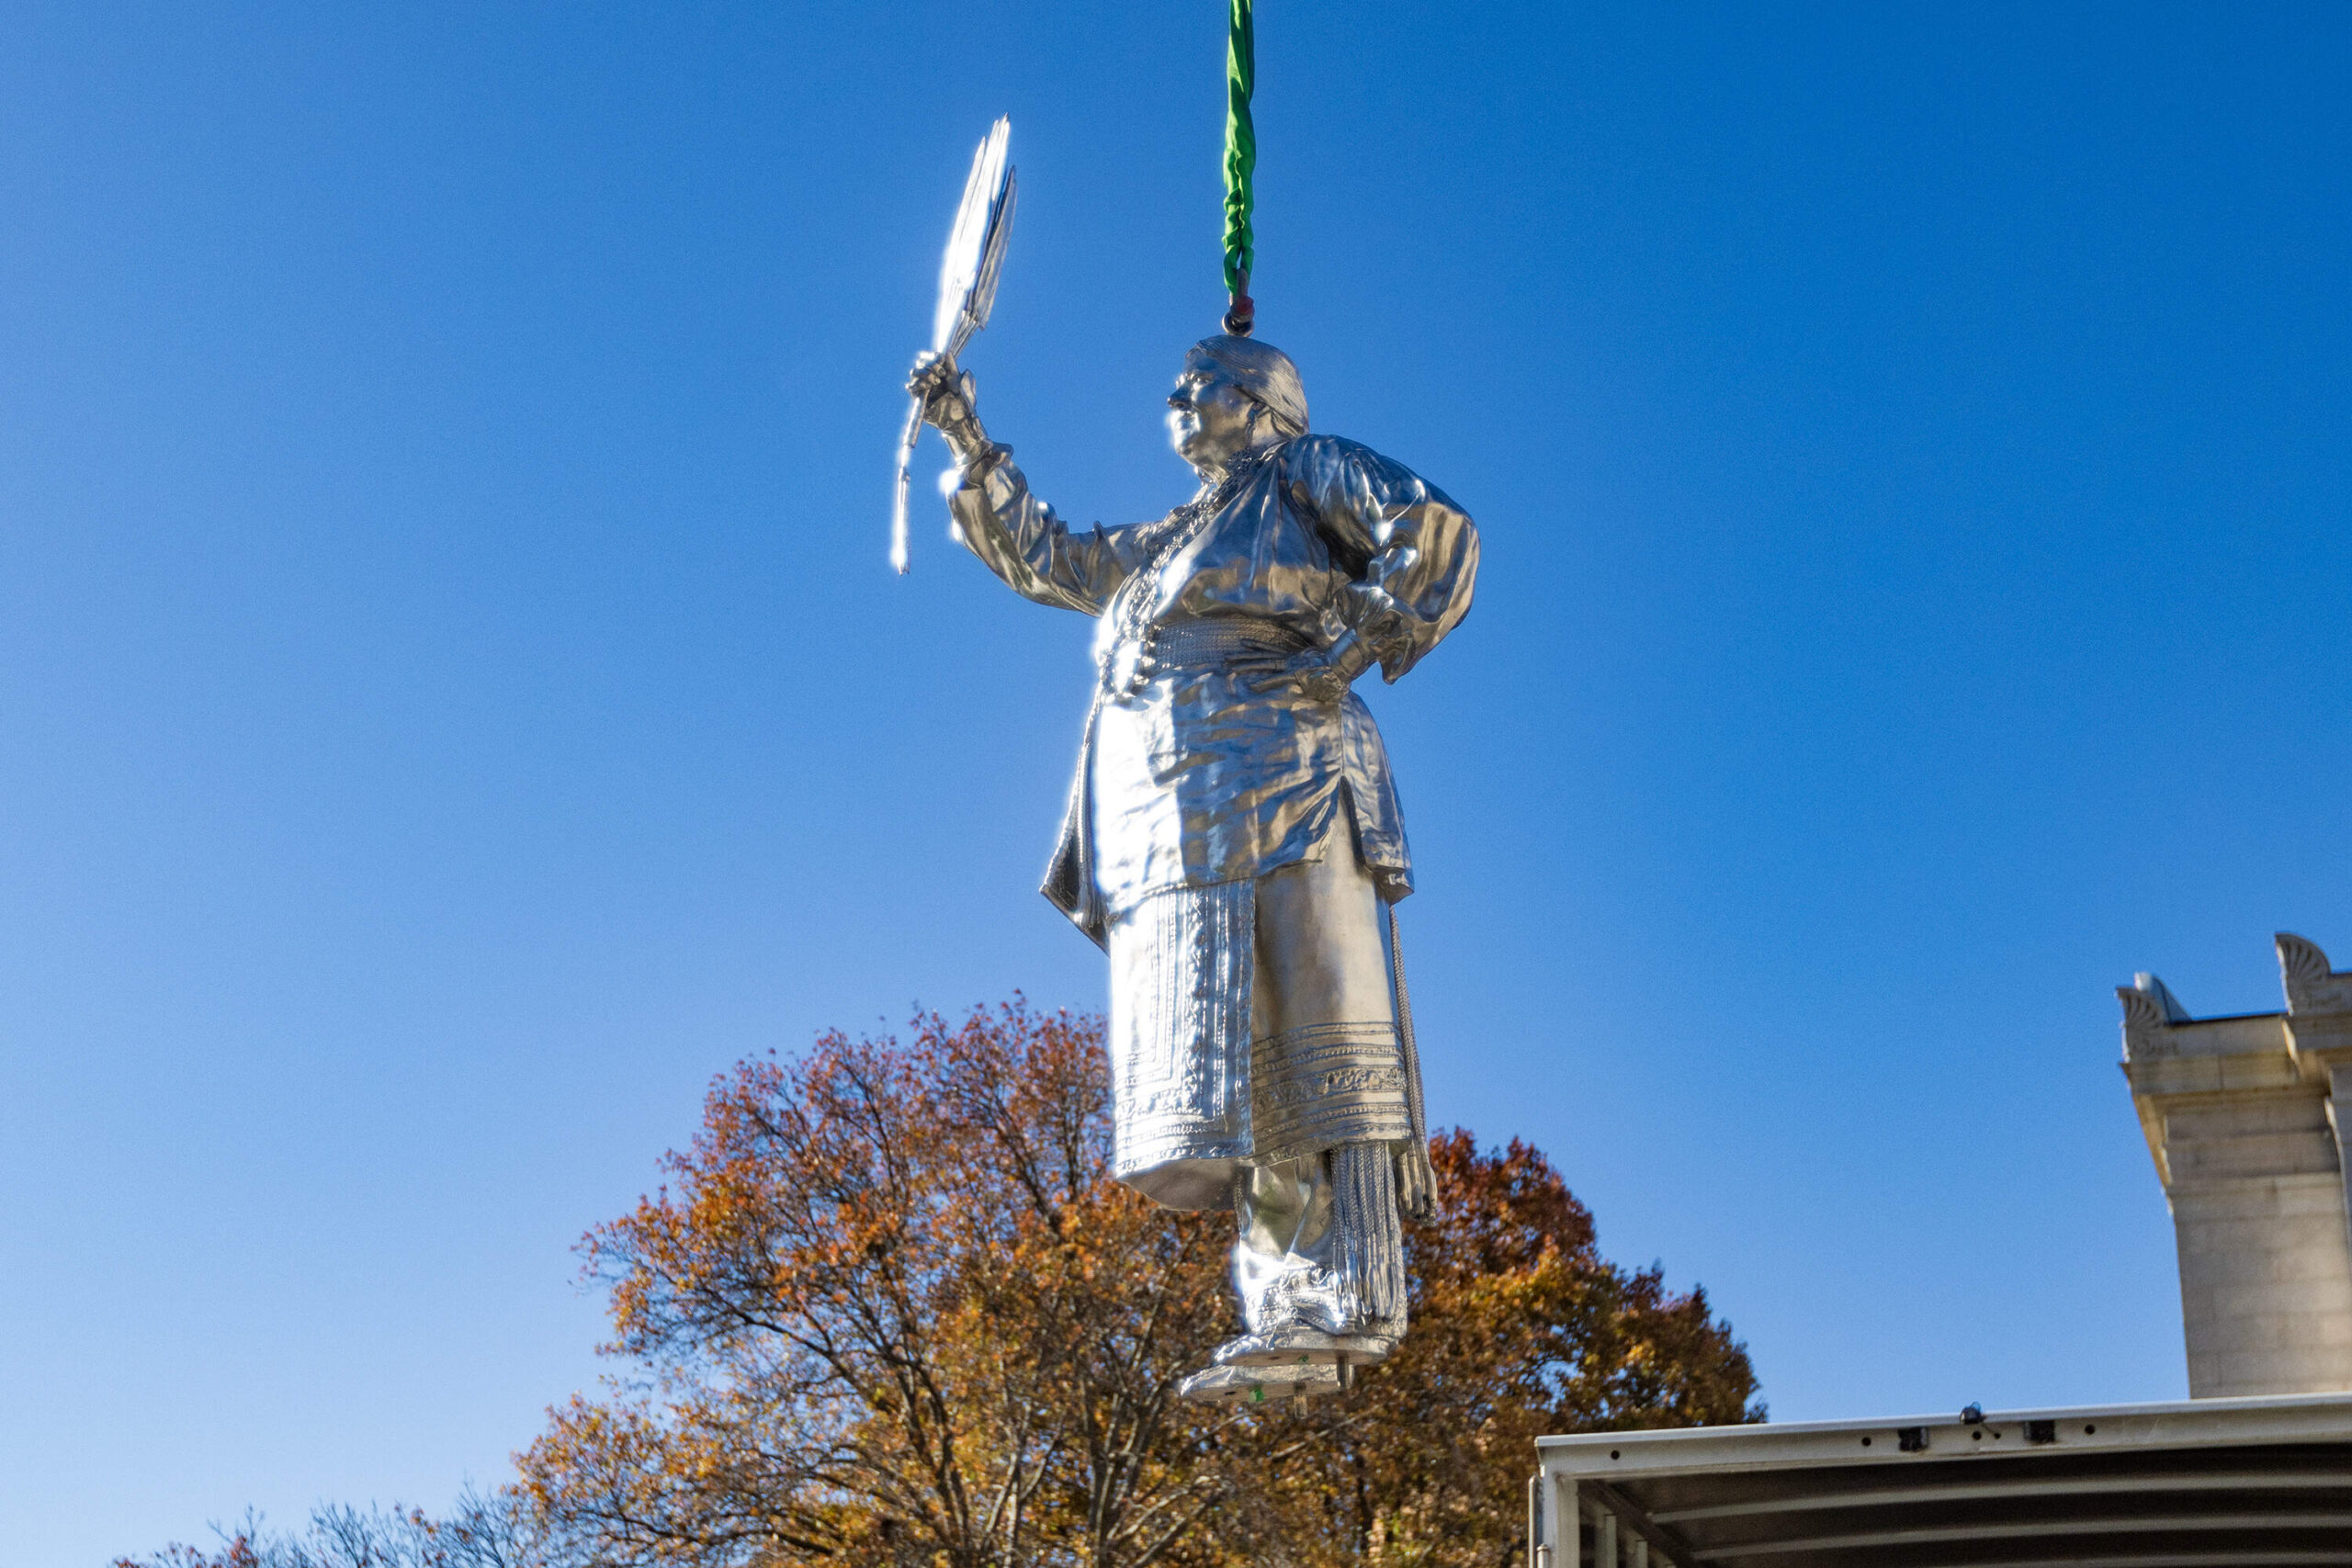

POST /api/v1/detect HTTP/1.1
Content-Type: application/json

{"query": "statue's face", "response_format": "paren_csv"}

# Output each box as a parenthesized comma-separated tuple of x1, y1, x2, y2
(1166, 355, 1262, 471)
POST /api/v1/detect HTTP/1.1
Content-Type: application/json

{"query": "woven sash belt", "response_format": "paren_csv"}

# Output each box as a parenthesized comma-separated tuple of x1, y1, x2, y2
(1137, 618, 1310, 670)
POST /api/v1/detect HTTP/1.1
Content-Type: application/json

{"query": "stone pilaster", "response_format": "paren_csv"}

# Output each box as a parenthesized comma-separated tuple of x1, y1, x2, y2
(2277, 934, 2352, 1291)
(2119, 938, 2352, 1397)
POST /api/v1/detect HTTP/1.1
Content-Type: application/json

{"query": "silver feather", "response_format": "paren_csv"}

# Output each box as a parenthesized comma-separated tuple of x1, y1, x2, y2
(893, 117, 1016, 574)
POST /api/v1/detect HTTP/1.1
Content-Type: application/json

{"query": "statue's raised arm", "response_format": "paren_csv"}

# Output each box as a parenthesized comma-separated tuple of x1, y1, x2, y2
(908, 352, 1143, 615)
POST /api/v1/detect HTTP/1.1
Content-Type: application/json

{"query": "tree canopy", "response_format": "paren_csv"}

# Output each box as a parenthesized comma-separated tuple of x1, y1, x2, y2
(518, 1000, 1759, 1568)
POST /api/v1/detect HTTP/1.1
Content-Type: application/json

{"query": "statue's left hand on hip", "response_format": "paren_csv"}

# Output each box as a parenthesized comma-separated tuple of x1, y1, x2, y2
(1244, 650, 1348, 705)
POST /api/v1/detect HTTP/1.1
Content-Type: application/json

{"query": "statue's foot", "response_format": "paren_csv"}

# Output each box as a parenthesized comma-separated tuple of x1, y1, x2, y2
(1211, 1327, 1398, 1370)
(1178, 1360, 1343, 1405)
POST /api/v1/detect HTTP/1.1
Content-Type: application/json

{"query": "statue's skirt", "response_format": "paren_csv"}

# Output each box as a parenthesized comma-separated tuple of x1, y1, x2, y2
(1104, 839, 1414, 1213)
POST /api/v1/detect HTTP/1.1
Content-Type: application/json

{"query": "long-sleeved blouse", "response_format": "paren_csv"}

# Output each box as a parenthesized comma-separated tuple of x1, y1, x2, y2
(947, 433, 1479, 948)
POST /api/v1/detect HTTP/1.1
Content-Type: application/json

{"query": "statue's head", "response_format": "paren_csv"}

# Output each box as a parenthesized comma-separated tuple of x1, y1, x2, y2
(1167, 334, 1307, 475)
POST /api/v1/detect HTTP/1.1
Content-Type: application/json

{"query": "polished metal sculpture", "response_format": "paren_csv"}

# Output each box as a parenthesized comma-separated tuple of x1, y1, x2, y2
(908, 332, 1478, 1403)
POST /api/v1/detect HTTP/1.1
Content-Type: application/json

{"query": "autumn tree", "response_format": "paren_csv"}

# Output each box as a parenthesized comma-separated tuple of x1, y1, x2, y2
(518, 1002, 1250, 1568)
(515, 1000, 1758, 1568)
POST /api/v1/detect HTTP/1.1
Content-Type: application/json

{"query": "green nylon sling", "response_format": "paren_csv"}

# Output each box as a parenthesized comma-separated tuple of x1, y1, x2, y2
(1223, 0, 1256, 332)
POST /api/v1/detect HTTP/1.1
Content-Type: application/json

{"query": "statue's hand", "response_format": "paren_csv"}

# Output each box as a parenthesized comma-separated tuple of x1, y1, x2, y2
(907, 351, 981, 438)
(1244, 649, 1350, 705)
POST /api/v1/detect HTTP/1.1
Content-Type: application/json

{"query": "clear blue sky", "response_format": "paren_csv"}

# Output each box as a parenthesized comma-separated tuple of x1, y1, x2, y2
(5, 3, 2349, 1560)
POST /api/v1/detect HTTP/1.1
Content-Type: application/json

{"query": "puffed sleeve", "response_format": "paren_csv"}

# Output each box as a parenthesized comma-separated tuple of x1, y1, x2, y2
(1283, 435, 1480, 682)
(946, 448, 1143, 615)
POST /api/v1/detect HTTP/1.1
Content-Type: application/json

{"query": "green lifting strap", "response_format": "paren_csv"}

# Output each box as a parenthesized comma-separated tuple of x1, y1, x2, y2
(1222, 0, 1256, 334)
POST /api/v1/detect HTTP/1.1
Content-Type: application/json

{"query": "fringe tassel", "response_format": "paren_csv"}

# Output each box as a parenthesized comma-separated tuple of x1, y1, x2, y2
(1385, 904, 1438, 1219)
(1329, 1142, 1407, 1328)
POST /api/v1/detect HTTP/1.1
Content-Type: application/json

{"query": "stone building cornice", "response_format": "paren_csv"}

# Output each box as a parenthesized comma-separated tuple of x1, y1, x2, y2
(2117, 932, 2352, 1398)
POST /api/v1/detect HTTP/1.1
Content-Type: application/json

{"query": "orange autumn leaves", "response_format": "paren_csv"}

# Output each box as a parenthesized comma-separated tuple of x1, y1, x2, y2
(515, 1000, 1759, 1568)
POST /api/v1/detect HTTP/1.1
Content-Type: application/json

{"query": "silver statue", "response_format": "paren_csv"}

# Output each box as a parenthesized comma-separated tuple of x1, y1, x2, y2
(908, 334, 1479, 1402)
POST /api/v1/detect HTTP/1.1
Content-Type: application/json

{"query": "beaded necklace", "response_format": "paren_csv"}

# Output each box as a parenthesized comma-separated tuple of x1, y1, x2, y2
(1106, 446, 1272, 651)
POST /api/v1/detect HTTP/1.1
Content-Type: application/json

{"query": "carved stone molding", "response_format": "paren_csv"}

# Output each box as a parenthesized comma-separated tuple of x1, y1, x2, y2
(2118, 983, 2173, 1060)
(2281, 932, 2333, 984)
(2279, 932, 2352, 1017)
